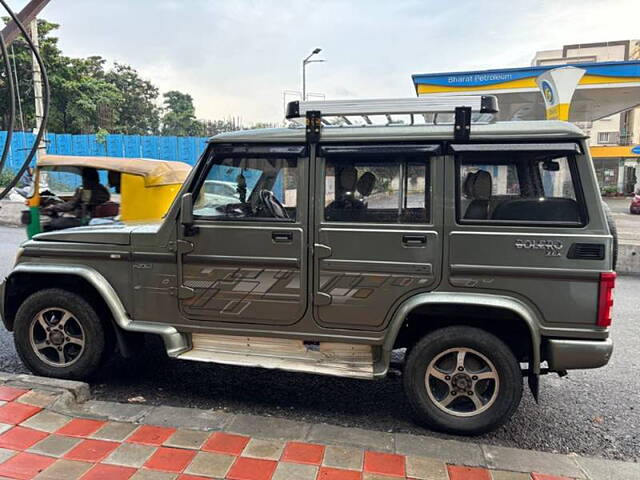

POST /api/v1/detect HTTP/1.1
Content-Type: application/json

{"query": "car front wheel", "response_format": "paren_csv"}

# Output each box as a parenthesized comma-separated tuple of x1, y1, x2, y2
(14, 289, 107, 380)
(403, 326, 522, 435)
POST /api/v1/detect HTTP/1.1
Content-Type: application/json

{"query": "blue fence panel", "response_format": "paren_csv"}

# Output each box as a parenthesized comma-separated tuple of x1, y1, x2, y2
(106, 134, 124, 158)
(141, 136, 159, 158)
(0, 132, 6, 169)
(178, 137, 197, 165)
(159, 136, 178, 161)
(124, 135, 141, 158)
(72, 135, 90, 156)
(88, 135, 107, 156)
(10, 132, 27, 170)
(56, 134, 73, 156)
(46, 133, 57, 155)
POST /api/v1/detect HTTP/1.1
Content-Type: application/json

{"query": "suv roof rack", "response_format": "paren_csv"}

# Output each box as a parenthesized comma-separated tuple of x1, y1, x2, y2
(285, 95, 499, 143)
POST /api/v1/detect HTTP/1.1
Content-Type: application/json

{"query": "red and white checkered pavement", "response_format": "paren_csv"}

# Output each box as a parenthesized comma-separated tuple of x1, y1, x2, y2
(0, 385, 575, 480)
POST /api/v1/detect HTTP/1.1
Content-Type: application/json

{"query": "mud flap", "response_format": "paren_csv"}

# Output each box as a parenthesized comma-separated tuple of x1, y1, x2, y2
(528, 372, 540, 403)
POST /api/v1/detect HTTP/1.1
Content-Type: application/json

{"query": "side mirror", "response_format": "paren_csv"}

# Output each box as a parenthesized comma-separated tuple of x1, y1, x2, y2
(180, 193, 194, 226)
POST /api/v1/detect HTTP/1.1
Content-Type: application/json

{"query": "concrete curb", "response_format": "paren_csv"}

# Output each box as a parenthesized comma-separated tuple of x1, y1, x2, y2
(1, 372, 637, 480)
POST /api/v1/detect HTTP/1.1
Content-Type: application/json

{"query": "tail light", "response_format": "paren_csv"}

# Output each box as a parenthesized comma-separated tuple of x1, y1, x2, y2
(597, 272, 616, 327)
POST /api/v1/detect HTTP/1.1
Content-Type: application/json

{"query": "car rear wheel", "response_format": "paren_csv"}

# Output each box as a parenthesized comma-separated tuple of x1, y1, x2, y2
(403, 326, 522, 435)
(14, 289, 107, 380)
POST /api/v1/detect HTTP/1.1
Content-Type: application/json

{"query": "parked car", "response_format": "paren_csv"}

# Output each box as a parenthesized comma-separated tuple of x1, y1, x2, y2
(630, 192, 640, 214)
(0, 96, 617, 436)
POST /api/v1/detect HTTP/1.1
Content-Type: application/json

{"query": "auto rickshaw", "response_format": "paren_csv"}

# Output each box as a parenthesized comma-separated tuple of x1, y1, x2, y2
(24, 155, 192, 238)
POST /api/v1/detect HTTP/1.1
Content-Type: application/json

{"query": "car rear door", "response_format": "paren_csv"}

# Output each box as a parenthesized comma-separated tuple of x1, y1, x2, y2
(312, 144, 444, 330)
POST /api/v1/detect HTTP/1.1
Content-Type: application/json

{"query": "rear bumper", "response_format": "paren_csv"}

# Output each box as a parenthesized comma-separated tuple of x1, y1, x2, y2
(544, 337, 613, 371)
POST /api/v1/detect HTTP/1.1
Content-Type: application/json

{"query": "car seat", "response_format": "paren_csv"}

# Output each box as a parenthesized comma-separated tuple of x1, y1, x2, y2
(463, 170, 492, 220)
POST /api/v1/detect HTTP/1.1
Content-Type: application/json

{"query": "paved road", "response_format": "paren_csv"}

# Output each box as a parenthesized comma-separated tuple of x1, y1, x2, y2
(0, 226, 637, 462)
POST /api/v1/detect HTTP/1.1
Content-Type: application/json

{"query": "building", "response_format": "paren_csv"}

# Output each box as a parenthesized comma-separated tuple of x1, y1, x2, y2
(532, 40, 640, 194)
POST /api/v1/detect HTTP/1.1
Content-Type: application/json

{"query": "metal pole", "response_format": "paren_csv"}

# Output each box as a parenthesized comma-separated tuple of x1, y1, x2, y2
(302, 62, 306, 101)
(30, 18, 45, 156)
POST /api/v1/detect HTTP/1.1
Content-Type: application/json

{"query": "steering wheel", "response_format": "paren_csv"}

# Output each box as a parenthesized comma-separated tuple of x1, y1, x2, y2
(259, 190, 289, 219)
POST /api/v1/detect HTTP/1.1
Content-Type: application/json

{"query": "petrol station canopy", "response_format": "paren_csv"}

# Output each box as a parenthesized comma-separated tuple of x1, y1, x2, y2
(412, 61, 640, 122)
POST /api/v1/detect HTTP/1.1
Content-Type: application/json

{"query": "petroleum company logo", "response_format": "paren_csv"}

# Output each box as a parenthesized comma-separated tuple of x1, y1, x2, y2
(541, 81, 554, 105)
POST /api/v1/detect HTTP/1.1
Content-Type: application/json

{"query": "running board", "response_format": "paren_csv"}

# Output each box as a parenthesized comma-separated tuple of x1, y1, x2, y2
(177, 334, 375, 379)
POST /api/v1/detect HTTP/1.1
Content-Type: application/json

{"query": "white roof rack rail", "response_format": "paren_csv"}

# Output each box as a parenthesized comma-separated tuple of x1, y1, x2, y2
(286, 95, 498, 119)
(285, 95, 499, 142)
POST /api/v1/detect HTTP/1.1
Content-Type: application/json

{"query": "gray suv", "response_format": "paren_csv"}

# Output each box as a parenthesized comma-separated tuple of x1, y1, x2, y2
(0, 96, 616, 435)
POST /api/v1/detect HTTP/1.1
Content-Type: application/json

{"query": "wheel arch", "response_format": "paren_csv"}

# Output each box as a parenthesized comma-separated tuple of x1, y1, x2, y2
(3, 264, 187, 356)
(384, 292, 542, 374)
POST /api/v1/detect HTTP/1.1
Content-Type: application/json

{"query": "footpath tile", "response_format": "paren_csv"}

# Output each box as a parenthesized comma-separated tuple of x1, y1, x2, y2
(483, 445, 583, 478)
(127, 425, 177, 446)
(491, 471, 531, 480)
(16, 390, 59, 408)
(281, 441, 325, 465)
(131, 469, 178, 479)
(28, 434, 81, 457)
(92, 422, 138, 442)
(103, 443, 157, 468)
(272, 461, 318, 480)
(177, 475, 214, 480)
(0, 386, 28, 402)
(0, 426, 49, 451)
(21, 410, 71, 433)
(202, 431, 250, 455)
(35, 458, 93, 479)
(183, 451, 235, 478)
(322, 445, 363, 471)
(447, 465, 492, 480)
(164, 430, 209, 450)
(82, 463, 137, 480)
(405, 455, 448, 480)
(64, 438, 119, 462)
(56, 418, 106, 437)
(0, 446, 16, 463)
(242, 438, 285, 460)
(363, 451, 405, 478)
(0, 402, 41, 424)
(144, 446, 196, 473)
(0, 451, 56, 479)
(226, 456, 278, 480)
(531, 474, 575, 480)
(317, 466, 363, 480)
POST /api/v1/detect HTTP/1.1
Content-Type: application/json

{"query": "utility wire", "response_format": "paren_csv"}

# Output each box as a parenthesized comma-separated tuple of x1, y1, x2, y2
(0, 0, 49, 200)
(0, 32, 15, 176)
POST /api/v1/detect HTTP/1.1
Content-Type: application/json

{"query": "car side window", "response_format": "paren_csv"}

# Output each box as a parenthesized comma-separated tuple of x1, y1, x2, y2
(193, 155, 298, 221)
(457, 152, 585, 225)
(323, 153, 430, 224)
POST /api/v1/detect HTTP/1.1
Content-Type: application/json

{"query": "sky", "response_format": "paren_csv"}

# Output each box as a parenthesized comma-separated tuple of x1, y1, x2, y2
(9, 0, 640, 124)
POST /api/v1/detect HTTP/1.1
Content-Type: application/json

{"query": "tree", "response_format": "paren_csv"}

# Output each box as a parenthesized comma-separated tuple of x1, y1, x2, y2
(105, 63, 160, 135)
(161, 90, 204, 136)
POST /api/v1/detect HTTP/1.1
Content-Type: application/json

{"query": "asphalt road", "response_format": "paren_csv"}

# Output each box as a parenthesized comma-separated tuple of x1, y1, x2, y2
(0, 225, 638, 462)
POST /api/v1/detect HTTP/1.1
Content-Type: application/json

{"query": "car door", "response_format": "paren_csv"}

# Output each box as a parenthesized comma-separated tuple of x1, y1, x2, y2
(177, 144, 308, 326)
(312, 144, 443, 330)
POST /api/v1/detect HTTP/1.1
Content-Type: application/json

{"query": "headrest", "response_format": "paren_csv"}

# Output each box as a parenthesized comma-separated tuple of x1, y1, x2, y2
(339, 167, 358, 191)
(356, 172, 376, 197)
(464, 170, 492, 201)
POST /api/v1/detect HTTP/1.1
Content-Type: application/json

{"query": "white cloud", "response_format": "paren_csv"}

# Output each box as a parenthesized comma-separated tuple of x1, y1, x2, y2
(8, 0, 640, 123)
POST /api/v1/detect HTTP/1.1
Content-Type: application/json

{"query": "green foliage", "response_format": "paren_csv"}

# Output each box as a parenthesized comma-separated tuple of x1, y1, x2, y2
(0, 19, 159, 135)
(0, 167, 15, 188)
(161, 91, 204, 136)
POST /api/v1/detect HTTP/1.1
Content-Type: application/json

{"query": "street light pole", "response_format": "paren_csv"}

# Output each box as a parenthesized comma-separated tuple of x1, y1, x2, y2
(302, 48, 324, 101)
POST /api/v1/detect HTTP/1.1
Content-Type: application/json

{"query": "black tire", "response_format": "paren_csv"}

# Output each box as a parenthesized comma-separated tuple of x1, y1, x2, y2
(14, 289, 107, 380)
(601, 202, 618, 270)
(403, 326, 522, 436)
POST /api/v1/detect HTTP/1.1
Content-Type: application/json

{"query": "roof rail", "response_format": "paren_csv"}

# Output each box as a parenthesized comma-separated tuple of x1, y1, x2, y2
(285, 95, 499, 142)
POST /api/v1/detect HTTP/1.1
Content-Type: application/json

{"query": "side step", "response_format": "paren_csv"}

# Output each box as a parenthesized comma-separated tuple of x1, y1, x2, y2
(177, 334, 375, 379)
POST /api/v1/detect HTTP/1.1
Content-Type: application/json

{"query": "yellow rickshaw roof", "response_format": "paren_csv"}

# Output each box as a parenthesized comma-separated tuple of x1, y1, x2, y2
(37, 155, 192, 187)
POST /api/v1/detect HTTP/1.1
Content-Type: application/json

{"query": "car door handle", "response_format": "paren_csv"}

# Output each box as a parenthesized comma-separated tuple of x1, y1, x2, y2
(272, 231, 293, 243)
(402, 235, 427, 246)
